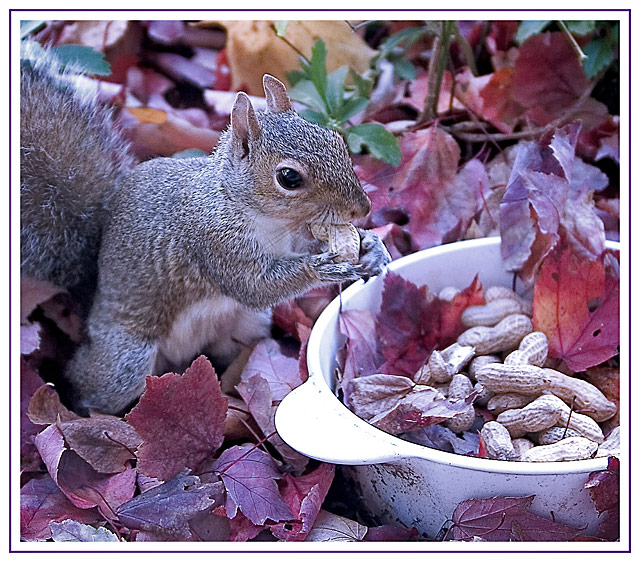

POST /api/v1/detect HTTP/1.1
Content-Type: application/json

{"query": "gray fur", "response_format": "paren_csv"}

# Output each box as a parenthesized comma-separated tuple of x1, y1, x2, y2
(21, 67, 390, 414)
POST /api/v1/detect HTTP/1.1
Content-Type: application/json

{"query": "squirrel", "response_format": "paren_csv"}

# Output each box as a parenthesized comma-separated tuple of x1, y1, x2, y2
(20, 47, 391, 415)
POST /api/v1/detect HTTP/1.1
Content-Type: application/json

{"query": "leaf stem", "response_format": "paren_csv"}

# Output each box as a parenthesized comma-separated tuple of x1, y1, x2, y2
(454, 23, 478, 76)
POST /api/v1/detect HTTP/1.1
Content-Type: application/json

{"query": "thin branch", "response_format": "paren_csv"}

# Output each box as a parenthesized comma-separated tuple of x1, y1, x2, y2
(559, 20, 588, 62)
(271, 24, 308, 62)
(444, 75, 600, 142)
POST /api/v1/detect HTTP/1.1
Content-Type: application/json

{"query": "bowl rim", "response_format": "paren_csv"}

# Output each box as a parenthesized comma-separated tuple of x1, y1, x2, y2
(304, 237, 619, 475)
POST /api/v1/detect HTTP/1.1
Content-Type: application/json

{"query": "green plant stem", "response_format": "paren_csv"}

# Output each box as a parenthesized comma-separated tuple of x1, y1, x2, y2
(419, 21, 454, 124)
(454, 23, 478, 76)
(271, 24, 309, 63)
(559, 20, 588, 62)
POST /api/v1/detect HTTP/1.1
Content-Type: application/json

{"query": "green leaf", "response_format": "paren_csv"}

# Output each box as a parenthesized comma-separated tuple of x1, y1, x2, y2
(308, 39, 328, 100)
(172, 148, 208, 159)
(299, 109, 329, 127)
(564, 20, 596, 36)
(582, 38, 614, 78)
(392, 58, 416, 81)
(287, 79, 328, 114)
(285, 69, 307, 87)
(380, 27, 428, 53)
(336, 96, 369, 123)
(350, 69, 373, 98)
(345, 124, 401, 166)
(326, 66, 349, 116)
(515, 20, 551, 44)
(609, 22, 619, 46)
(20, 20, 45, 39)
(274, 21, 290, 37)
(50, 44, 111, 76)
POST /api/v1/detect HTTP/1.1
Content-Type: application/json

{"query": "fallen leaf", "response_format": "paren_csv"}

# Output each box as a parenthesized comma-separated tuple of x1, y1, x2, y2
(27, 384, 80, 426)
(116, 471, 224, 540)
(585, 457, 619, 540)
(375, 272, 483, 377)
(218, 20, 376, 95)
(50, 519, 119, 542)
(20, 476, 101, 541)
(350, 374, 474, 435)
(213, 444, 293, 526)
(356, 127, 490, 252)
(500, 124, 579, 283)
(452, 495, 583, 541)
(533, 246, 619, 371)
(305, 510, 368, 542)
(364, 524, 420, 541)
(125, 356, 227, 481)
(21, 360, 47, 472)
(270, 463, 335, 541)
(57, 414, 141, 474)
(338, 309, 383, 405)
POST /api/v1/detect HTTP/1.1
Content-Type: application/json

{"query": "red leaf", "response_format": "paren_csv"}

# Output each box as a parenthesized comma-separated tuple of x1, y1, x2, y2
(272, 299, 314, 343)
(125, 355, 227, 481)
(213, 444, 293, 526)
(364, 524, 420, 541)
(355, 127, 489, 252)
(452, 495, 583, 541)
(116, 471, 223, 540)
(20, 475, 100, 541)
(338, 309, 383, 405)
(376, 272, 483, 377)
(533, 246, 619, 371)
(270, 463, 336, 541)
(585, 457, 619, 540)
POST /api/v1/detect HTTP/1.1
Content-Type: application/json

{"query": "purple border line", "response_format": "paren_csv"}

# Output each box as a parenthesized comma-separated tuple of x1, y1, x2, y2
(9, 8, 632, 554)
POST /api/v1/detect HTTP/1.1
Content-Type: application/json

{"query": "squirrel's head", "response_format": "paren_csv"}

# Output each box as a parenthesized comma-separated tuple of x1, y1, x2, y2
(226, 75, 371, 231)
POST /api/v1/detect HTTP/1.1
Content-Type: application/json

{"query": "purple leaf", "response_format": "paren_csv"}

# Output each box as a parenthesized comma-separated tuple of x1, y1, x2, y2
(213, 444, 293, 526)
(116, 471, 223, 540)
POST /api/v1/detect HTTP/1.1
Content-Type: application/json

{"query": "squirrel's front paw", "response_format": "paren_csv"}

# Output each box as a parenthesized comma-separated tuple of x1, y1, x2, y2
(310, 252, 364, 283)
(358, 229, 391, 278)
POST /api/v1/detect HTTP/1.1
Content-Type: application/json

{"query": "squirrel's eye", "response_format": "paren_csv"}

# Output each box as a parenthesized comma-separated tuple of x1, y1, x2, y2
(277, 167, 303, 190)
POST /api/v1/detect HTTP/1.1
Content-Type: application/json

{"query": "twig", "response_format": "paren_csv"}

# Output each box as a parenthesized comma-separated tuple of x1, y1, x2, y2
(559, 20, 588, 62)
(271, 24, 308, 62)
(444, 75, 600, 143)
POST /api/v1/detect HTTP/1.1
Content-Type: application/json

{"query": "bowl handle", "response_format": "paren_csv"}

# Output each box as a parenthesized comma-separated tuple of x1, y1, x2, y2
(275, 377, 415, 465)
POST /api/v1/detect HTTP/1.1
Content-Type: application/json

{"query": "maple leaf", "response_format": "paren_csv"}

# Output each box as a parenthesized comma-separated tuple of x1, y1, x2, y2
(533, 246, 619, 371)
(585, 456, 619, 540)
(116, 471, 224, 540)
(270, 463, 336, 541)
(451, 495, 583, 541)
(500, 124, 579, 283)
(338, 309, 383, 405)
(354, 126, 489, 252)
(213, 444, 293, 526)
(125, 355, 227, 481)
(20, 476, 101, 541)
(349, 374, 474, 435)
(376, 272, 483, 377)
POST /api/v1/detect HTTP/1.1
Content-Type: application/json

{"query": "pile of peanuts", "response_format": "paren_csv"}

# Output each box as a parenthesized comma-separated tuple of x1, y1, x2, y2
(414, 285, 619, 462)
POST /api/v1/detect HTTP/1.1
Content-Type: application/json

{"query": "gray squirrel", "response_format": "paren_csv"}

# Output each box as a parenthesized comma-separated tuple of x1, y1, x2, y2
(20, 49, 391, 414)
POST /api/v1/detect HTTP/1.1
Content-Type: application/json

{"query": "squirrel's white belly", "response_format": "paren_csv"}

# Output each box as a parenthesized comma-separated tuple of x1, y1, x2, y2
(156, 295, 271, 372)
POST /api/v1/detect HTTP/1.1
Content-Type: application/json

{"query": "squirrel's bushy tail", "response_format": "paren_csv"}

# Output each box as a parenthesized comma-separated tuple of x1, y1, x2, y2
(20, 52, 134, 302)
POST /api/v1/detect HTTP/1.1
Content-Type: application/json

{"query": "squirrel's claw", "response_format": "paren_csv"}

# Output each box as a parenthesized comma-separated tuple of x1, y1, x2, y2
(358, 229, 391, 278)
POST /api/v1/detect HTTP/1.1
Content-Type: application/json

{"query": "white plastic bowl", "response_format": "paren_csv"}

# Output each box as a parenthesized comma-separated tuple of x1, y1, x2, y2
(275, 237, 618, 537)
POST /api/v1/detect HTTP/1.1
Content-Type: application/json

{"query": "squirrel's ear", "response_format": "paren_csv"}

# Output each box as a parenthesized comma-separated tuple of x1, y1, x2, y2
(230, 92, 261, 158)
(263, 74, 292, 113)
